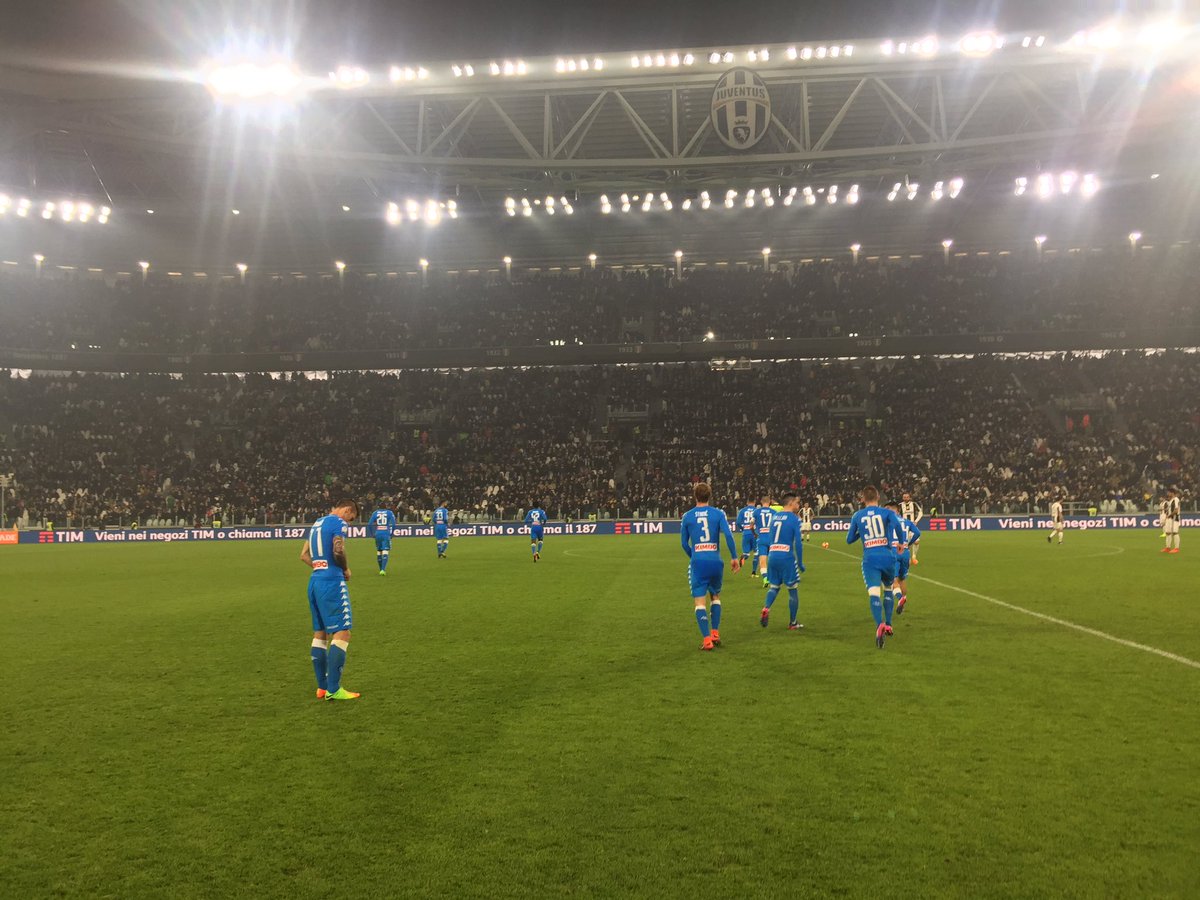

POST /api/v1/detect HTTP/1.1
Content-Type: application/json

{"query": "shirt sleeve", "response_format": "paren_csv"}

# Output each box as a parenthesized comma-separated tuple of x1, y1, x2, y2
(681, 516, 692, 557)
(721, 513, 736, 558)
(909, 522, 921, 542)
(846, 514, 859, 544)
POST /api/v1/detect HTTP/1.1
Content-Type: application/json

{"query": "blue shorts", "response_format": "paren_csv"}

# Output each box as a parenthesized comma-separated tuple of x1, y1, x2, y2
(530, 525, 544, 542)
(308, 576, 352, 633)
(374, 533, 391, 551)
(756, 536, 772, 558)
(896, 551, 910, 581)
(766, 554, 800, 588)
(741, 531, 756, 554)
(434, 524, 448, 540)
(861, 554, 897, 590)
(689, 557, 725, 598)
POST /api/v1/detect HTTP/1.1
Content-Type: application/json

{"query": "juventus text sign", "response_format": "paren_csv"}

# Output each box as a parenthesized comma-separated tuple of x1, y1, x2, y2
(711, 68, 771, 150)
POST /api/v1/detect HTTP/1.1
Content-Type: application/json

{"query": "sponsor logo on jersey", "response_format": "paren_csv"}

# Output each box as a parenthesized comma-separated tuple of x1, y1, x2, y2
(711, 68, 771, 150)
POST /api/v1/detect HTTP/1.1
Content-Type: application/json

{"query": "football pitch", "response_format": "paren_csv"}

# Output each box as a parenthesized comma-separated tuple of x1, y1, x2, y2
(4, 531, 1198, 898)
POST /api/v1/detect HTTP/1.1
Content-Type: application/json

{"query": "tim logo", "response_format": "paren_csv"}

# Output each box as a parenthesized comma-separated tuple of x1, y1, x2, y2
(926, 518, 948, 531)
(711, 68, 771, 150)
(38, 531, 54, 543)
(614, 522, 633, 535)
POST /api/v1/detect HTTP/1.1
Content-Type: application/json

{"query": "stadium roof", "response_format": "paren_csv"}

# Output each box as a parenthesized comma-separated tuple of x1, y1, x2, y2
(1, 16, 1198, 268)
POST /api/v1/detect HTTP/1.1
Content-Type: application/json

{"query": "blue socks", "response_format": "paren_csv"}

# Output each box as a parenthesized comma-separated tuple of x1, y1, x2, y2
(311, 639, 328, 691)
(710, 599, 721, 630)
(537, 540, 543, 554)
(764, 586, 779, 609)
(788, 588, 799, 623)
(327, 640, 348, 694)
(884, 591, 895, 625)
(531, 543, 537, 557)
(869, 592, 883, 626)
(695, 606, 710, 638)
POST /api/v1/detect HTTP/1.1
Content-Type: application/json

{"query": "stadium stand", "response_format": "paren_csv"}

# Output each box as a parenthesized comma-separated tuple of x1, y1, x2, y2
(1, 249, 1197, 354)
(3, 352, 1195, 528)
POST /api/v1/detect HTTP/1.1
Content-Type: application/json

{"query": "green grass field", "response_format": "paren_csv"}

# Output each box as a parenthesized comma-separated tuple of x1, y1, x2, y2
(3, 531, 1199, 898)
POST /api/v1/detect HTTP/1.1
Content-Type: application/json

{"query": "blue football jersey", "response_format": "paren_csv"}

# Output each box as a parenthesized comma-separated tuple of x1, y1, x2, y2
(525, 508, 548, 526)
(681, 505, 737, 560)
(847, 506, 903, 556)
(368, 509, 396, 534)
(737, 505, 757, 532)
(307, 514, 347, 580)
(766, 510, 802, 557)
(752, 505, 774, 532)
(433, 507, 450, 526)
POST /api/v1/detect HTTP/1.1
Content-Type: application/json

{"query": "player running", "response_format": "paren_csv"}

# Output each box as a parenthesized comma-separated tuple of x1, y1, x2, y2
(300, 499, 360, 701)
(525, 503, 548, 561)
(1161, 488, 1181, 554)
(753, 495, 775, 584)
(885, 501, 921, 616)
(846, 486, 905, 649)
(800, 501, 815, 543)
(736, 501, 758, 567)
(681, 482, 742, 651)
(1047, 497, 1065, 545)
(900, 493, 922, 562)
(759, 493, 806, 631)
(433, 502, 450, 558)
(368, 501, 397, 575)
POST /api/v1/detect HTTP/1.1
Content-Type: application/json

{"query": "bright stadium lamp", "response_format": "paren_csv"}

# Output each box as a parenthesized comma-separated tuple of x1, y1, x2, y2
(761, 247, 771, 271)
(419, 258, 429, 286)
(588, 253, 597, 269)
(674, 249, 683, 278)
(1034, 235, 1047, 260)
(33, 253, 45, 276)
(1128, 231, 1142, 254)
(941, 239, 953, 263)
(205, 61, 301, 100)
(335, 260, 346, 271)
(850, 243, 862, 264)
(138, 260, 150, 282)
(503, 255, 513, 281)
(236, 262, 248, 283)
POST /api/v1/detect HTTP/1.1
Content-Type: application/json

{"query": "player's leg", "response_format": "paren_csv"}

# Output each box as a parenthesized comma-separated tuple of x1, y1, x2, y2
(308, 583, 330, 698)
(325, 629, 359, 700)
(786, 559, 801, 627)
(536, 527, 544, 557)
(709, 591, 722, 645)
(910, 539, 919, 565)
(882, 569, 896, 629)
(316, 580, 359, 699)
(1170, 521, 1180, 552)
(863, 563, 887, 648)
(762, 559, 781, 627)
(1057, 523, 1064, 545)
(895, 556, 909, 614)
(530, 535, 537, 559)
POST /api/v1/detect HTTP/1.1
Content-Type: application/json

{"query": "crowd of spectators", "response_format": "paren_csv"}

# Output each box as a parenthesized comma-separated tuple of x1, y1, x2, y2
(1, 249, 1197, 354)
(2, 352, 1194, 528)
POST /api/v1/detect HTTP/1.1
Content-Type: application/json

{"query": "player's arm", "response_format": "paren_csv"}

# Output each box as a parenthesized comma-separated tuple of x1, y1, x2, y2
(889, 511, 907, 553)
(680, 522, 693, 557)
(846, 514, 860, 544)
(914, 504, 923, 524)
(908, 522, 922, 544)
(794, 527, 805, 572)
(300, 541, 313, 567)
(332, 535, 351, 580)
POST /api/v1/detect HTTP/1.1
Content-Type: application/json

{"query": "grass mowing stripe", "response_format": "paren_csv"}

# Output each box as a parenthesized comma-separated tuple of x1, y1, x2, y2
(828, 546, 1200, 670)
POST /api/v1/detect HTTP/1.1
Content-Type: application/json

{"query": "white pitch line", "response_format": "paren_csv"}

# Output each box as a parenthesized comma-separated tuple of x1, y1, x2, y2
(825, 547, 1200, 670)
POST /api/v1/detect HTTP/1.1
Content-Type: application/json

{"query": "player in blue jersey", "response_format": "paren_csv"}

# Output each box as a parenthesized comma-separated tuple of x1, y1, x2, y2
(680, 482, 742, 650)
(886, 502, 921, 616)
(752, 494, 775, 583)
(846, 486, 906, 649)
(759, 493, 806, 630)
(525, 503, 548, 562)
(735, 501, 758, 568)
(299, 499, 360, 701)
(367, 501, 398, 575)
(432, 502, 450, 558)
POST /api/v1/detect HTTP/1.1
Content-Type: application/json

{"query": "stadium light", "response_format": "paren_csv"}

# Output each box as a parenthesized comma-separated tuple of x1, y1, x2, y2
(205, 61, 301, 100)
(1034, 234, 1047, 260)
(850, 243, 861, 264)
(236, 262, 248, 283)
(1128, 231, 1142, 253)
(705, 331, 715, 341)
(941, 239, 953, 263)
(231, 208, 240, 216)
(588, 253, 597, 269)
(138, 260, 150, 282)
(419, 257, 429, 286)
(33, 253, 44, 276)
(503, 256, 512, 281)
(761, 247, 771, 271)
(674, 249, 683, 278)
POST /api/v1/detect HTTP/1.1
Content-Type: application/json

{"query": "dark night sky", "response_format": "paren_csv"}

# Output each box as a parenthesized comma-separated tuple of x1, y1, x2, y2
(0, 0, 1163, 70)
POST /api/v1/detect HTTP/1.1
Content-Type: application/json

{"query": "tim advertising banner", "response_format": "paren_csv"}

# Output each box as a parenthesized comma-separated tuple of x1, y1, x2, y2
(8, 515, 1193, 545)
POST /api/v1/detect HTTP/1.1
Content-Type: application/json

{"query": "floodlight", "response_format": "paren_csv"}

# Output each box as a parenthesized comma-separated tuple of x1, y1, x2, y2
(1014, 177, 1028, 196)
(330, 65, 369, 88)
(960, 31, 1000, 56)
(675, 249, 683, 259)
(464, 65, 475, 77)
(1036, 173, 1055, 199)
(588, 253, 597, 261)
(419, 258, 429, 268)
(1128, 231, 1141, 243)
(138, 260, 150, 270)
(206, 62, 301, 99)
(1034, 235, 1047, 246)
(386, 203, 402, 225)
(1059, 170, 1078, 194)
(906, 182, 919, 200)
(236, 263, 248, 273)
(816, 46, 827, 59)
(931, 181, 944, 201)
(709, 52, 721, 64)
(722, 52, 734, 63)
(705, 331, 715, 340)
(881, 40, 895, 55)
(948, 177, 964, 198)
(34, 253, 45, 262)
(941, 239, 953, 248)
(762, 247, 771, 256)
(503, 256, 512, 264)
(850, 243, 861, 252)
(669, 53, 680, 66)
(334, 260, 346, 271)
(681, 198, 692, 210)
(146, 209, 155, 214)
(1080, 173, 1100, 198)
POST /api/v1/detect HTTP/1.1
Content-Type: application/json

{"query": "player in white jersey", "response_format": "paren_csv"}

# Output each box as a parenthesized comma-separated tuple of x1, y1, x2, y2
(1160, 489, 1181, 554)
(800, 503, 815, 543)
(1047, 498, 1065, 545)
(900, 493, 922, 563)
